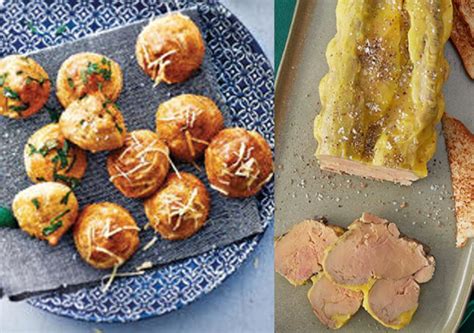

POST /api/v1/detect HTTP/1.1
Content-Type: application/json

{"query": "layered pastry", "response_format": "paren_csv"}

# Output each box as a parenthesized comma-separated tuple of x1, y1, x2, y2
(136, 13, 205, 85)
(24, 123, 87, 184)
(73, 202, 140, 269)
(0, 55, 50, 119)
(205, 128, 273, 197)
(314, 0, 453, 185)
(56, 52, 123, 107)
(59, 93, 127, 153)
(144, 172, 210, 240)
(12, 182, 78, 246)
(107, 130, 170, 198)
(155, 94, 224, 162)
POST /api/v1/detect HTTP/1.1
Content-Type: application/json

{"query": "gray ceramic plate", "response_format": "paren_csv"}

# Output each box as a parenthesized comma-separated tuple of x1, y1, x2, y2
(275, 0, 474, 332)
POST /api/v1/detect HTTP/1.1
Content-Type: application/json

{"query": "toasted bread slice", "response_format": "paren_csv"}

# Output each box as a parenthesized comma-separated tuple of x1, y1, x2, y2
(452, 1, 474, 79)
(456, 0, 474, 39)
(442, 114, 474, 248)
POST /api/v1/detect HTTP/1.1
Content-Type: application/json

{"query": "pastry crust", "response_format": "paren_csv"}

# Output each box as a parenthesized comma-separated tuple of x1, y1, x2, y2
(107, 130, 170, 198)
(59, 93, 127, 153)
(0, 55, 50, 119)
(56, 52, 123, 107)
(155, 94, 224, 162)
(144, 172, 210, 240)
(314, 0, 453, 183)
(12, 182, 79, 246)
(73, 202, 140, 269)
(24, 123, 87, 184)
(442, 114, 474, 247)
(205, 128, 273, 198)
(135, 13, 205, 85)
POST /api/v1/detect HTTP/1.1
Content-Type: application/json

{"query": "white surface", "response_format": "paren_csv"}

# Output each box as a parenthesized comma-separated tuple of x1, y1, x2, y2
(0, 0, 274, 332)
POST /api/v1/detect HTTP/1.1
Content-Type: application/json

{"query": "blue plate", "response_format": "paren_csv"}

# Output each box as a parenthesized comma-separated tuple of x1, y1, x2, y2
(0, 0, 273, 322)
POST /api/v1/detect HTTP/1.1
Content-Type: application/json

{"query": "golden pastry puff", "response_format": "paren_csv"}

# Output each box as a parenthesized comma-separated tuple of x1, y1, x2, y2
(56, 52, 123, 107)
(107, 130, 170, 198)
(73, 202, 140, 269)
(24, 123, 87, 185)
(144, 172, 210, 240)
(155, 94, 224, 162)
(135, 13, 205, 85)
(59, 93, 127, 153)
(0, 55, 50, 119)
(12, 182, 79, 246)
(205, 128, 273, 197)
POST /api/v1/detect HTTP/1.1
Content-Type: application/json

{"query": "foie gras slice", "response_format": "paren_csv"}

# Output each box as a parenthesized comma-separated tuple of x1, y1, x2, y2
(364, 277, 420, 330)
(308, 272, 363, 329)
(274, 219, 343, 285)
(323, 213, 435, 289)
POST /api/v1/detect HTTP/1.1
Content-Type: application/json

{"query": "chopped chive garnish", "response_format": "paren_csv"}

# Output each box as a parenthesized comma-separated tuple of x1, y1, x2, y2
(27, 21, 39, 34)
(31, 198, 40, 209)
(55, 24, 67, 36)
(3, 87, 19, 100)
(115, 123, 123, 133)
(60, 191, 72, 205)
(50, 209, 71, 223)
(42, 208, 70, 236)
(55, 141, 70, 169)
(87, 62, 100, 75)
(28, 143, 38, 156)
(79, 119, 86, 126)
(53, 173, 80, 190)
(42, 221, 63, 236)
(16, 70, 23, 75)
(28, 140, 58, 157)
(67, 77, 74, 89)
(46, 106, 61, 123)
(9, 103, 29, 113)
(65, 151, 77, 173)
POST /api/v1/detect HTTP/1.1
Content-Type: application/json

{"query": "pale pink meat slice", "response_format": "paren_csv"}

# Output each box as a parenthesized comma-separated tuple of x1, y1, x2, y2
(274, 219, 342, 285)
(308, 273, 363, 329)
(324, 213, 435, 287)
(365, 277, 420, 329)
(318, 155, 419, 186)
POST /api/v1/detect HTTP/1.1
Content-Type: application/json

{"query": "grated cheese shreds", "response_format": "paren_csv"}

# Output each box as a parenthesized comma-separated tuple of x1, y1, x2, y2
(142, 236, 158, 251)
(210, 184, 229, 196)
(147, 49, 177, 86)
(101, 264, 118, 293)
(101, 266, 146, 293)
(167, 154, 181, 179)
(135, 261, 154, 271)
(185, 130, 196, 158)
(217, 141, 261, 188)
(95, 246, 125, 266)
(191, 137, 210, 145)
(161, 188, 202, 231)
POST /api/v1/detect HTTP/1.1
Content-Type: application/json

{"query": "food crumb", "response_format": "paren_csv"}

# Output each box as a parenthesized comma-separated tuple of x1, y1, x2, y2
(253, 257, 259, 269)
(400, 202, 408, 208)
